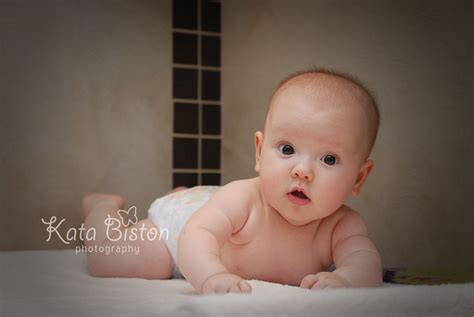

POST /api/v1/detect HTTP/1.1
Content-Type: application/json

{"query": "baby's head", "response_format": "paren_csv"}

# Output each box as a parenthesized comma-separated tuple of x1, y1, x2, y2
(254, 69, 380, 225)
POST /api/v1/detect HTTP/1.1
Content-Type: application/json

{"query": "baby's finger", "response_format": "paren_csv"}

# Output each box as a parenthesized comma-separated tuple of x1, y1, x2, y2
(215, 286, 228, 294)
(238, 280, 252, 293)
(311, 279, 326, 290)
(300, 274, 318, 289)
(229, 283, 241, 293)
(213, 281, 232, 294)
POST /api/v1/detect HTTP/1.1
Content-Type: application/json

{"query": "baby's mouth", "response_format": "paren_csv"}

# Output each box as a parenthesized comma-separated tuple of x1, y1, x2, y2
(290, 190, 308, 200)
(287, 189, 311, 206)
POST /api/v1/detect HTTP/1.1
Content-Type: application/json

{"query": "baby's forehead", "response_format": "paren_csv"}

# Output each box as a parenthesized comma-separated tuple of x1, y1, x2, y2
(264, 71, 379, 159)
(268, 75, 369, 121)
(265, 74, 373, 152)
(278, 74, 366, 103)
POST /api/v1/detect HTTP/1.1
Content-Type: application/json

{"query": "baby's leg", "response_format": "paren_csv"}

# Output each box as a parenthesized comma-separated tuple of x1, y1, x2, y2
(166, 186, 188, 195)
(82, 194, 173, 279)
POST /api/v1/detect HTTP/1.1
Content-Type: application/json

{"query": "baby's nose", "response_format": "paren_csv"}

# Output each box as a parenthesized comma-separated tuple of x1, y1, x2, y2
(291, 165, 314, 181)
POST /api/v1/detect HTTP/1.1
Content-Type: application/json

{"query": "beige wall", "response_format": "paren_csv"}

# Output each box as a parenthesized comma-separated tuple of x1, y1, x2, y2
(1, 0, 172, 249)
(1, 0, 472, 271)
(222, 0, 473, 270)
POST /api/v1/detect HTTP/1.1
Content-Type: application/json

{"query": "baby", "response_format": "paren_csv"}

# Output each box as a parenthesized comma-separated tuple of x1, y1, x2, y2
(82, 69, 383, 294)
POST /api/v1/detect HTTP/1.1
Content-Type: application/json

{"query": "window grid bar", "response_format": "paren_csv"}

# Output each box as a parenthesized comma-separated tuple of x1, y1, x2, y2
(173, 28, 220, 36)
(172, 0, 221, 186)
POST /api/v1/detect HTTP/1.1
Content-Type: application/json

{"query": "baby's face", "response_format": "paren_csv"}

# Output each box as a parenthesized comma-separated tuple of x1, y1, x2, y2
(255, 79, 373, 225)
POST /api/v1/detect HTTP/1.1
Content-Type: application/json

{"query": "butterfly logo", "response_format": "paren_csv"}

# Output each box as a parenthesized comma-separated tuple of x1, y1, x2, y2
(117, 206, 138, 227)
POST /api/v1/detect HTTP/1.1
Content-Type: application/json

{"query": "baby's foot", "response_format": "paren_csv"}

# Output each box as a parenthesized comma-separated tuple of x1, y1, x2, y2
(166, 186, 188, 195)
(82, 193, 125, 219)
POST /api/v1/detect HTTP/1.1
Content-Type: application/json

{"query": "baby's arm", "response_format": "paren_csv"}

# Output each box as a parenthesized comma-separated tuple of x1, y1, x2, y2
(302, 210, 382, 289)
(177, 181, 252, 294)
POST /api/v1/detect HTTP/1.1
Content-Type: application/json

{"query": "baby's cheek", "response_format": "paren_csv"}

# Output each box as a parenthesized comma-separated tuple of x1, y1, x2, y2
(322, 180, 352, 206)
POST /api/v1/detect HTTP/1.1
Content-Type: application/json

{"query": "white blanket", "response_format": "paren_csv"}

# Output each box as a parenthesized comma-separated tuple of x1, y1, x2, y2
(1, 250, 473, 316)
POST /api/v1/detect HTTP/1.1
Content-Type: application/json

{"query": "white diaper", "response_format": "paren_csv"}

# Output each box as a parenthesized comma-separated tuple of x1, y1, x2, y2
(147, 186, 220, 278)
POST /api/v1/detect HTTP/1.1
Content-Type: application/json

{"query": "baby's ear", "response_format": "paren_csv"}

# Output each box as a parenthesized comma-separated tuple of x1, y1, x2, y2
(254, 131, 263, 173)
(352, 159, 374, 196)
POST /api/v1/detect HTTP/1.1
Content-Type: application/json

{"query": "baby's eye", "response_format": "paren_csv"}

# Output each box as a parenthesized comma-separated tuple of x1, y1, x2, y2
(278, 144, 294, 155)
(321, 154, 337, 166)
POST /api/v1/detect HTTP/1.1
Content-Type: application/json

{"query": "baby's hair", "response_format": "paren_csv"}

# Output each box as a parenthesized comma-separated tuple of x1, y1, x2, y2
(266, 68, 380, 157)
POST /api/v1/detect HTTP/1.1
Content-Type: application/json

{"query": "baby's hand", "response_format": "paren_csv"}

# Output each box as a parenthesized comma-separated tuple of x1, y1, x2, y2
(300, 272, 351, 289)
(201, 272, 252, 294)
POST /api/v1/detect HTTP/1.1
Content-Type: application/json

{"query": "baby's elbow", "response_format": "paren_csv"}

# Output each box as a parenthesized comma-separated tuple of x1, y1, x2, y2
(372, 251, 383, 287)
(372, 270, 383, 287)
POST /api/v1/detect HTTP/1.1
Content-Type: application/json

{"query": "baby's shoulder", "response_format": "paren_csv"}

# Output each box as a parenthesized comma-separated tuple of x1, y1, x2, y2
(221, 178, 257, 190)
(315, 205, 370, 256)
(220, 179, 263, 244)
(319, 205, 368, 235)
(218, 178, 258, 200)
(313, 205, 369, 255)
(209, 178, 258, 211)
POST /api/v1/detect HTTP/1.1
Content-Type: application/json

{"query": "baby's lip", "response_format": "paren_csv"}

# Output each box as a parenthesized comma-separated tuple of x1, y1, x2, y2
(288, 187, 311, 201)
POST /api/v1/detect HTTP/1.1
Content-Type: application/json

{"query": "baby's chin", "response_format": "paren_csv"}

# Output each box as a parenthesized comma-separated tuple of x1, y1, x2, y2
(277, 211, 321, 227)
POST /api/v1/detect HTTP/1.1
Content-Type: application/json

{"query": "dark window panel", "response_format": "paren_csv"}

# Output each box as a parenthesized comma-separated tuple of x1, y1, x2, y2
(173, 0, 197, 30)
(201, 35, 220, 67)
(201, 0, 221, 32)
(173, 138, 198, 168)
(201, 139, 220, 169)
(201, 70, 220, 101)
(201, 173, 220, 185)
(202, 104, 220, 135)
(173, 68, 198, 99)
(174, 103, 198, 134)
(173, 172, 198, 188)
(173, 33, 198, 65)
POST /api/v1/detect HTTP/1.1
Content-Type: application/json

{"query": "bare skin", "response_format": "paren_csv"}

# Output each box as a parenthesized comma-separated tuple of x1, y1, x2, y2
(179, 74, 382, 293)
(82, 193, 174, 279)
(83, 73, 383, 294)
